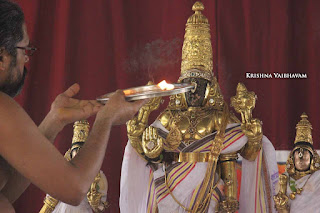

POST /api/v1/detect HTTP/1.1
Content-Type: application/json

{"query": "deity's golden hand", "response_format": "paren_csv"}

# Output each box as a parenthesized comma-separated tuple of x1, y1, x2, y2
(142, 126, 164, 159)
(127, 82, 162, 136)
(273, 193, 289, 212)
(241, 118, 263, 141)
(231, 84, 263, 160)
(240, 118, 263, 161)
(141, 96, 162, 114)
(140, 81, 162, 113)
(87, 173, 109, 213)
(230, 83, 257, 124)
(127, 82, 163, 154)
(127, 118, 147, 138)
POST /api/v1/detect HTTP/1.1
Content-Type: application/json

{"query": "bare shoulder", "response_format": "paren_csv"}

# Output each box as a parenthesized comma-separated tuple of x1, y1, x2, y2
(0, 91, 36, 138)
(0, 92, 40, 160)
(0, 92, 29, 120)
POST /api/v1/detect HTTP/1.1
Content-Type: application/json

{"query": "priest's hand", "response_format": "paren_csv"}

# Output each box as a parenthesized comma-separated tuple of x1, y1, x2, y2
(39, 83, 102, 143)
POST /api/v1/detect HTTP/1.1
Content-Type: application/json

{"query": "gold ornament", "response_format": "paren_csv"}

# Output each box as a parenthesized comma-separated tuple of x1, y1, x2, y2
(273, 174, 289, 211)
(87, 172, 110, 213)
(219, 153, 239, 213)
(127, 83, 163, 156)
(72, 120, 90, 143)
(230, 83, 257, 124)
(142, 126, 164, 159)
(203, 77, 224, 110)
(165, 124, 182, 151)
(40, 121, 90, 213)
(179, 1, 214, 82)
(286, 113, 320, 179)
(40, 120, 109, 213)
(168, 93, 188, 110)
(289, 193, 296, 200)
(289, 174, 311, 200)
(294, 112, 313, 144)
(39, 195, 59, 213)
(231, 83, 262, 161)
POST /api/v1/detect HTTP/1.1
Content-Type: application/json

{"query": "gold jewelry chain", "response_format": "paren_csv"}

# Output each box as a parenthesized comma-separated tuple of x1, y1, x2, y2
(163, 104, 229, 212)
(164, 162, 221, 212)
(289, 173, 313, 200)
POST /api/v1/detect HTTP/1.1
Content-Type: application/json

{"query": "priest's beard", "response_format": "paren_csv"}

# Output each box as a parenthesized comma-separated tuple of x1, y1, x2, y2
(0, 58, 27, 97)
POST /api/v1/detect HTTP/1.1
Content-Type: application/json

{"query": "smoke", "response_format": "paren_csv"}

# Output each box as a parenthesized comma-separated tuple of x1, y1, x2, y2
(124, 38, 182, 81)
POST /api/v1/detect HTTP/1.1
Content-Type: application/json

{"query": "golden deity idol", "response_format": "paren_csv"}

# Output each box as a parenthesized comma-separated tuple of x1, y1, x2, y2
(121, 2, 278, 213)
(40, 121, 109, 213)
(274, 113, 320, 213)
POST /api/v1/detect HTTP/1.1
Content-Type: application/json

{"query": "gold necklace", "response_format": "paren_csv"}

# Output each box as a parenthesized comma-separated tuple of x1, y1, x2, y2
(289, 173, 312, 200)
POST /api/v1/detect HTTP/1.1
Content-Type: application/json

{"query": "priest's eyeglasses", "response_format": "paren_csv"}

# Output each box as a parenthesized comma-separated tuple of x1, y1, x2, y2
(16, 45, 37, 56)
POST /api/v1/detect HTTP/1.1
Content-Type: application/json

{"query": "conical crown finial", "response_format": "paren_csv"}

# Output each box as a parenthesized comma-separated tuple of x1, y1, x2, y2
(294, 112, 313, 144)
(179, 1, 213, 82)
(192, 1, 204, 12)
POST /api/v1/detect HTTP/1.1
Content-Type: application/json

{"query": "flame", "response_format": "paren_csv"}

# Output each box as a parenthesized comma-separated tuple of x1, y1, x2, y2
(157, 80, 174, 90)
(123, 90, 133, 95)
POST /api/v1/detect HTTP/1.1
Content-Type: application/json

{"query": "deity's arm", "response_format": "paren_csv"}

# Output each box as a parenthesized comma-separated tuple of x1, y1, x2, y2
(273, 174, 290, 213)
(230, 83, 262, 161)
(126, 95, 163, 160)
(239, 118, 263, 161)
(219, 152, 239, 213)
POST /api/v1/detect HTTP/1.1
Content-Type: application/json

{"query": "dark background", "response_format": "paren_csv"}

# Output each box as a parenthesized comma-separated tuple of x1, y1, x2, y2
(11, 0, 320, 212)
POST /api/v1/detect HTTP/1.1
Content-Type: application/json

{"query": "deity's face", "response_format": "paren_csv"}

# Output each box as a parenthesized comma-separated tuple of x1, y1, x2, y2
(182, 77, 209, 107)
(293, 148, 312, 171)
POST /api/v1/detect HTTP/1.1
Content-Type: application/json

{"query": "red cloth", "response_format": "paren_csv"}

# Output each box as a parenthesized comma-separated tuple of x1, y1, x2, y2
(11, 0, 320, 212)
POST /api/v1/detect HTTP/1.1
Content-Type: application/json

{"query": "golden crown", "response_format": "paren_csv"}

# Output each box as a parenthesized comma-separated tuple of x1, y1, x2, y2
(179, 1, 214, 82)
(294, 113, 313, 145)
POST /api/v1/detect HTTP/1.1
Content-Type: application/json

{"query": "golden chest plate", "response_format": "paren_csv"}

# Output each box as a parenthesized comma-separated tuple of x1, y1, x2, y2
(159, 108, 218, 146)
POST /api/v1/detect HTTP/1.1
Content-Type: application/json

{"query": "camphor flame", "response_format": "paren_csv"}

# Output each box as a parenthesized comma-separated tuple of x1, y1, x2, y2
(157, 80, 174, 90)
(123, 90, 133, 95)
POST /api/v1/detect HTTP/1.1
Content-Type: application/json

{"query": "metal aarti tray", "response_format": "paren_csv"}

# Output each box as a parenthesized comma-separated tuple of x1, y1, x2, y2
(97, 83, 194, 104)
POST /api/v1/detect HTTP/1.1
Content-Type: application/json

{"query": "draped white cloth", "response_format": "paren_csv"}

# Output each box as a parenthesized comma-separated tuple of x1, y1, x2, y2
(120, 122, 279, 213)
(53, 197, 93, 213)
(239, 136, 279, 213)
(286, 170, 320, 212)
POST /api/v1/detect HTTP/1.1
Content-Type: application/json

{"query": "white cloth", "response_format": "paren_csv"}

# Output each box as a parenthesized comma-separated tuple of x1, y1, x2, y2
(53, 197, 93, 213)
(120, 142, 151, 213)
(120, 123, 278, 213)
(286, 170, 320, 213)
(239, 136, 279, 213)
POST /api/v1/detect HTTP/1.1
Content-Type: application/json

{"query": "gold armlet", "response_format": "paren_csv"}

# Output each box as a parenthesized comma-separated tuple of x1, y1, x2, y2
(219, 153, 239, 213)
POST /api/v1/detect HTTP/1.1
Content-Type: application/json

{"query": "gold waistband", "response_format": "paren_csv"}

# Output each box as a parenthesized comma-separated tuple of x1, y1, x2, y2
(171, 152, 211, 163)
